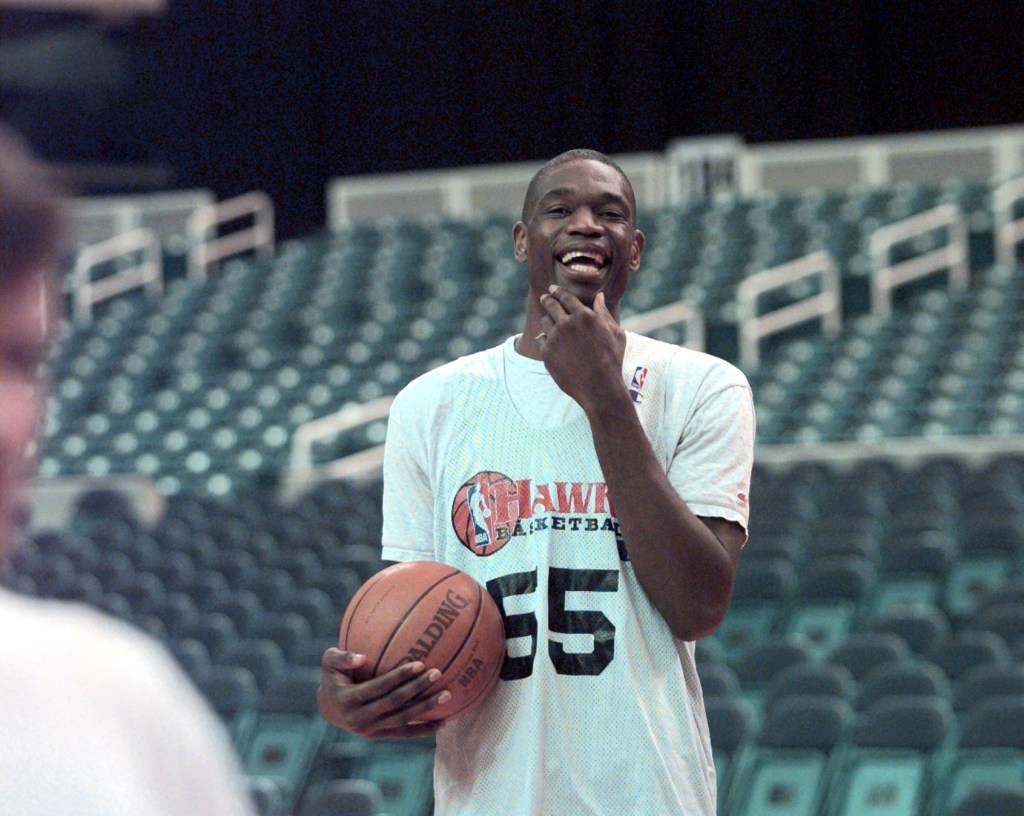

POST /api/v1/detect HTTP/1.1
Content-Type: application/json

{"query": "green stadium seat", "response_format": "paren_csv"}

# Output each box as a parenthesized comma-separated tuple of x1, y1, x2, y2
(784, 555, 874, 660)
(826, 695, 953, 816)
(734, 635, 816, 711)
(952, 664, 1024, 714)
(242, 667, 331, 811)
(829, 632, 913, 684)
(855, 660, 951, 712)
(195, 664, 260, 750)
(728, 696, 853, 816)
(935, 696, 1024, 816)
(296, 778, 385, 816)
(705, 694, 757, 809)
(872, 605, 952, 658)
(352, 741, 435, 816)
(763, 662, 856, 713)
(698, 661, 741, 699)
(948, 786, 1024, 816)
(929, 629, 1012, 682)
(714, 557, 795, 663)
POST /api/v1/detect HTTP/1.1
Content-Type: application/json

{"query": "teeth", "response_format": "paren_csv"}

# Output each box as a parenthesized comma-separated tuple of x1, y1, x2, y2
(559, 251, 605, 267)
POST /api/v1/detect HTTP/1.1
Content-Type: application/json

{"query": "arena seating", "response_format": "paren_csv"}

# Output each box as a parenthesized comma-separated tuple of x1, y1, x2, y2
(5, 171, 1024, 814)
(6, 451, 1024, 815)
(34, 177, 1015, 496)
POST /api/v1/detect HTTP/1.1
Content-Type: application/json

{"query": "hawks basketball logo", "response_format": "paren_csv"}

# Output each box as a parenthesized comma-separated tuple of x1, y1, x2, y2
(451, 470, 625, 558)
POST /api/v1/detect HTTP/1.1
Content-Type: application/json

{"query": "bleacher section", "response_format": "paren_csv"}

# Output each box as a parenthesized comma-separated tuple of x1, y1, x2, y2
(7, 135, 1024, 814)
(4, 460, 1023, 815)
(36, 176, 1021, 498)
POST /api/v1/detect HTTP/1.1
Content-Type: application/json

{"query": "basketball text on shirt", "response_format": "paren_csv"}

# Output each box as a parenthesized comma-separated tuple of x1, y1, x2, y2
(451, 470, 628, 560)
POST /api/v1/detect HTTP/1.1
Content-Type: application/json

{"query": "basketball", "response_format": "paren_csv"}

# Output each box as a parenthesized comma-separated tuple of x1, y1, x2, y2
(339, 560, 506, 720)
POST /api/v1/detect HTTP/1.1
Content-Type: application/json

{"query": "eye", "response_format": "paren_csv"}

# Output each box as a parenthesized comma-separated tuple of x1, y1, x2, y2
(544, 205, 569, 217)
(601, 209, 626, 220)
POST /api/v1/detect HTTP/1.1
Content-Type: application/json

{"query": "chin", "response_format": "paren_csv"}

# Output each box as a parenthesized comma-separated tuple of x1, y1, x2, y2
(556, 280, 600, 306)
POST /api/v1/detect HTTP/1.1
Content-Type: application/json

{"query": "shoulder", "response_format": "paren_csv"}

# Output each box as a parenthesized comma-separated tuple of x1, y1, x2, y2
(392, 342, 506, 414)
(626, 332, 750, 392)
(0, 591, 254, 814)
(0, 591, 187, 690)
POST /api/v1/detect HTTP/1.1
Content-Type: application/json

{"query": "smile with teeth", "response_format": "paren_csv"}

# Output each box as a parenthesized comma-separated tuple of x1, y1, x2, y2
(558, 250, 607, 273)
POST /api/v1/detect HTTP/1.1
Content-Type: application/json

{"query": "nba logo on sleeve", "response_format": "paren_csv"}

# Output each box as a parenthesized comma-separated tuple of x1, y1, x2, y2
(629, 366, 649, 404)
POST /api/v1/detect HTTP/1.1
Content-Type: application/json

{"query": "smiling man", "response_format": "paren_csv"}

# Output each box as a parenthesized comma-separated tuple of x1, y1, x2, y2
(319, 149, 756, 815)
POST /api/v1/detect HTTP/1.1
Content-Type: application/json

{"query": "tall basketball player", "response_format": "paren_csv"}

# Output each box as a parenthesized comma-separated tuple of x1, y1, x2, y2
(319, 149, 755, 816)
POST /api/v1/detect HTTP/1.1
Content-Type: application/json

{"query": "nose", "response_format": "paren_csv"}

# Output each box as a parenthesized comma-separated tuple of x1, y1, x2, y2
(566, 206, 602, 235)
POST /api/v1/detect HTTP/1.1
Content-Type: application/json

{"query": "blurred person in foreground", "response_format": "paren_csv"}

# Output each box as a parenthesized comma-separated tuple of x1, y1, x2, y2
(0, 123, 256, 816)
(319, 149, 755, 815)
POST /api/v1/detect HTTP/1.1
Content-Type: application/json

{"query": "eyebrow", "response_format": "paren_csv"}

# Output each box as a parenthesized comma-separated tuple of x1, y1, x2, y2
(537, 187, 632, 212)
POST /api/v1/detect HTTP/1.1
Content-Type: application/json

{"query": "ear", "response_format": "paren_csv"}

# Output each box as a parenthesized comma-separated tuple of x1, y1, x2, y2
(629, 229, 645, 272)
(512, 221, 527, 262)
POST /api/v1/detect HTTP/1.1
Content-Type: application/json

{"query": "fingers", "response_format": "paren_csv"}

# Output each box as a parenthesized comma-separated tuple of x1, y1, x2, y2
(545, 284, 586, 313)
(322, 647, 366, 673)
(319, 654, 453, 739)
(348, 662, 434, 706)
(539, 290, 566, 323)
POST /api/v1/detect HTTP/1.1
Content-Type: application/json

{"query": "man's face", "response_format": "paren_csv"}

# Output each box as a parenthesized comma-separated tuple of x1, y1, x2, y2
(513, 159, 644, 311)
(0, 271, 55, 558)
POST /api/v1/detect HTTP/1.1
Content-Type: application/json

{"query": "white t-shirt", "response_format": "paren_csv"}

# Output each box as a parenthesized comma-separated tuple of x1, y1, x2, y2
(0, 589, 256, 816)
(382, 333, 755, 816)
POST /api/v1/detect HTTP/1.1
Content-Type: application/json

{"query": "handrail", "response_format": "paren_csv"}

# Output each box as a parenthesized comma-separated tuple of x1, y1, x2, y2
(736, 251, 841, 369)
(71, 227, 162, 323)
(186, 190, 274, 281)
(622, 299, 705, 351)
(279, 300, 705, 501)
(993, 175, 1024, 269)
(280, 395, 394, 502)
(869, 203, 968, 318)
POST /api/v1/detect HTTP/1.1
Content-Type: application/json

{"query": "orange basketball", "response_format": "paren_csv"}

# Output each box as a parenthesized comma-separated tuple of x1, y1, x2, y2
(339, 560, 506, 720)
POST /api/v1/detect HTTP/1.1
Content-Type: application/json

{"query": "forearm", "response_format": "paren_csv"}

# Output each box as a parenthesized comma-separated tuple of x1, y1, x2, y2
(584, 389, 737, 641)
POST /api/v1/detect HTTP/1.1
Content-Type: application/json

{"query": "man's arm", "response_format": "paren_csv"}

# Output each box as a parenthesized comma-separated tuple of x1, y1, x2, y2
(318, 380, 453, 736)
(538, 287, 748, 641)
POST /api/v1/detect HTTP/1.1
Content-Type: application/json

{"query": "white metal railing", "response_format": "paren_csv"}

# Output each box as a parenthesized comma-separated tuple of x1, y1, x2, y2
(869, 203, 968, 318)
(280, 396, 395, 502)
(737, 251, 841, 369)
(993, 175, 1024, 269)
(71, 227, 162, 323)
(327, 152, 669, 228)
(187, 191, 274, 281)
(737, 123, 1024, 194)
(666, 135, 743, 201)
(326, 125, 1024, 225)
(71, 189, 215, 248)
(756, 433, 1024, 471)
(622, 300, 705, 351)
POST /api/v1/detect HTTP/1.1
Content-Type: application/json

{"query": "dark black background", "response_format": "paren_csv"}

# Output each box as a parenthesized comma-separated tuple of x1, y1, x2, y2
(3, 1, 1023, 237)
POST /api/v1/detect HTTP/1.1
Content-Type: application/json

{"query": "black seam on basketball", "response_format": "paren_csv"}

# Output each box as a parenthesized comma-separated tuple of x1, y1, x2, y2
(373, 568, 462, 677)
(441, 622, 503, 719)
(438, 583, 483, 676)
(341, 567, 394, 650)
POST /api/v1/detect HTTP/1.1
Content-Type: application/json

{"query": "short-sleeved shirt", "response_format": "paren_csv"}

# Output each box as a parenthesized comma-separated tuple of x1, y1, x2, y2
(383, 333, 755, 816)
(0, 589, 255, 816)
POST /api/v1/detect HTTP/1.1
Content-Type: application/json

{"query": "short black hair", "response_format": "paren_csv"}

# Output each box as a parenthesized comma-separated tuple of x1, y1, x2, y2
(0, 123, 65, 283)
(521, 148, 636, 222)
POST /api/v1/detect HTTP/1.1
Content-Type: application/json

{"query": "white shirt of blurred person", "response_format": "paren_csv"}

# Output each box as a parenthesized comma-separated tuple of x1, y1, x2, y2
(0, 124, 257, 816)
